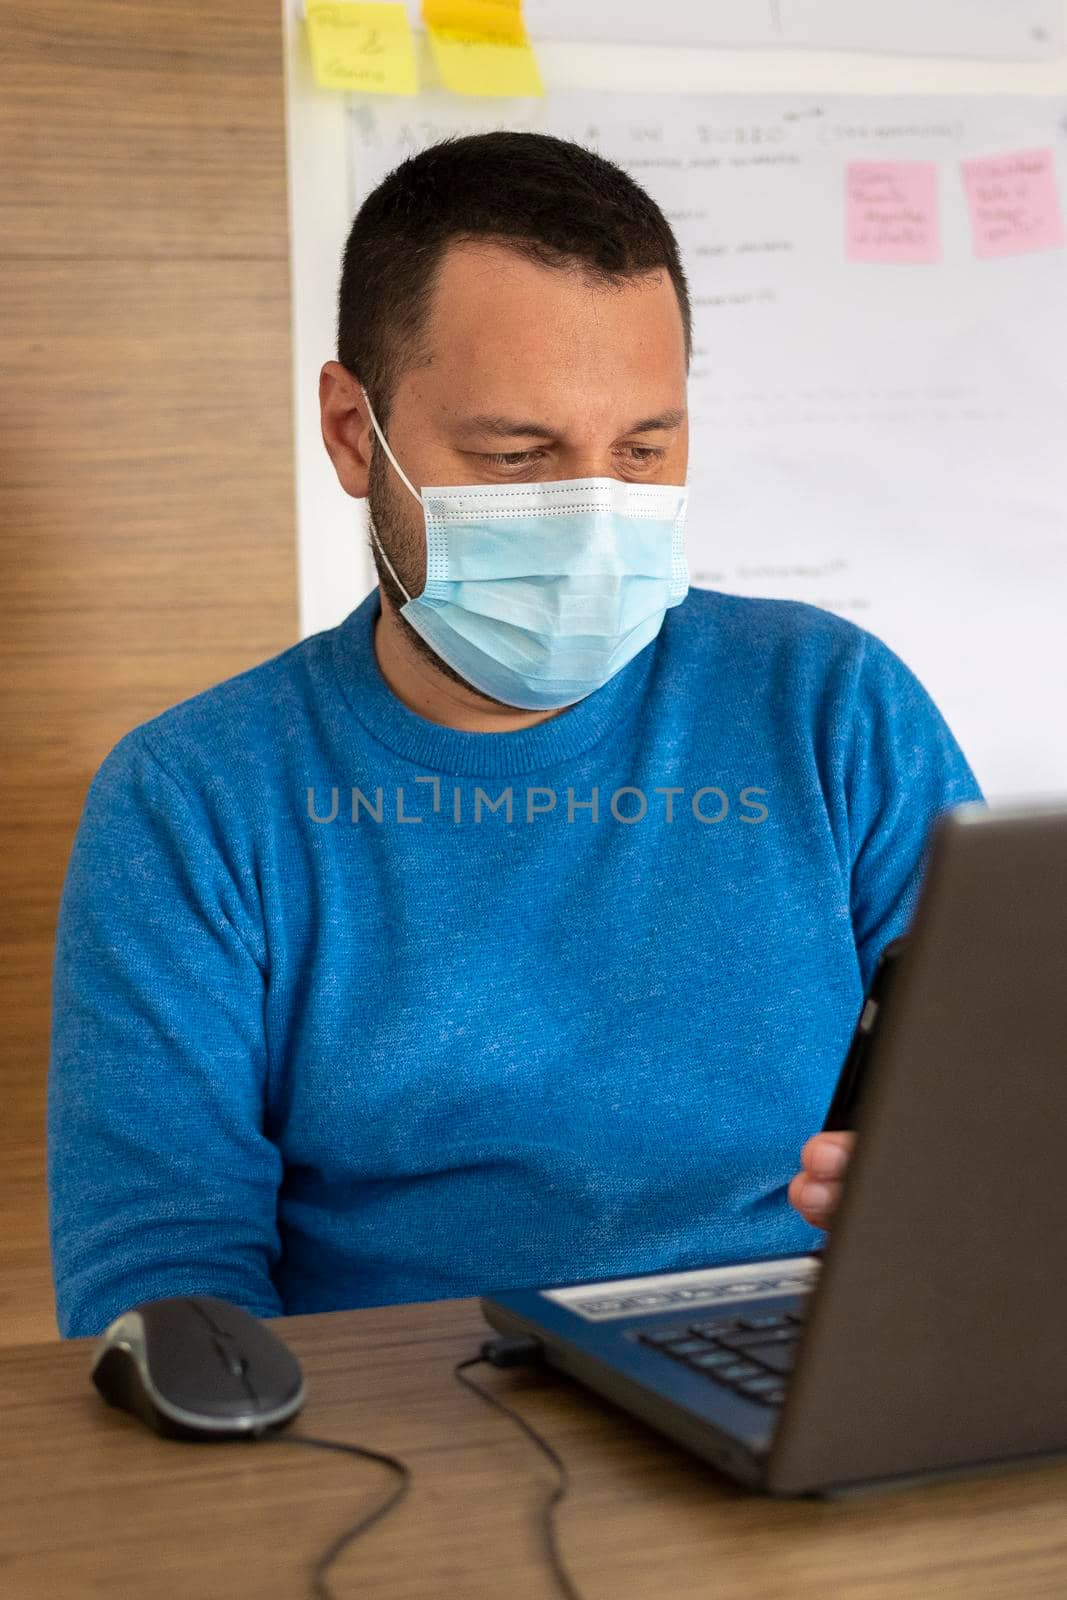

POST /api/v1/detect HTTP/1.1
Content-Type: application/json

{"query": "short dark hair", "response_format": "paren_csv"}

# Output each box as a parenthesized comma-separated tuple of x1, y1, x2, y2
(337, 131, 691, 429)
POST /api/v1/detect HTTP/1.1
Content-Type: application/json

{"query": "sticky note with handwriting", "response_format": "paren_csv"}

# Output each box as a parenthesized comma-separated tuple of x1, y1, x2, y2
(422, 0, 543, 97)
(845, 161, 940, 265)
(961, 148, 1065, 258)
(423, 0, 525, 37)
(305, 1, 418, 95)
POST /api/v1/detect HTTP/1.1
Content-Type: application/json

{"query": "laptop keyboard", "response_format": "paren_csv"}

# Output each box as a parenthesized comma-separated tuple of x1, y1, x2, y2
(635, 1307, 806, 1407)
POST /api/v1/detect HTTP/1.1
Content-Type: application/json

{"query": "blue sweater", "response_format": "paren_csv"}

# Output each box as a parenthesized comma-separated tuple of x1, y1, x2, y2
(47, 586, 983, 1338)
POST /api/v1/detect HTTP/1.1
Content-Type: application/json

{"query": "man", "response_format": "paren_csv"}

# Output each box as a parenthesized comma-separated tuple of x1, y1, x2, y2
(47, 132, 982, 1339)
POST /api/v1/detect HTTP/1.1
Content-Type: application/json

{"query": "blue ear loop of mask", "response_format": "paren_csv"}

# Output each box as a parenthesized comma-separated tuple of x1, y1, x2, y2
(360, 386, 689, 712)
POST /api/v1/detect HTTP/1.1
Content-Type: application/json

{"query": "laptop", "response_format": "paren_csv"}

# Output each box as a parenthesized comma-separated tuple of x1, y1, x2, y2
(481, 800, 1067, 1498)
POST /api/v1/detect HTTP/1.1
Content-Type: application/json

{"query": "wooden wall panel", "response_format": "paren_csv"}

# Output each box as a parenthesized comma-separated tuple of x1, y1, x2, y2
(1, 0, 299, 1344)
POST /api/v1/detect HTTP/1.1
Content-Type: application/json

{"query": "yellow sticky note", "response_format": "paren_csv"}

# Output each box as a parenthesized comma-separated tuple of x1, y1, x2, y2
(423, 0, 525, 42)
(422, 0, 543, 97)
(305, 2, 419, 95)
(427, 29, 543, 96)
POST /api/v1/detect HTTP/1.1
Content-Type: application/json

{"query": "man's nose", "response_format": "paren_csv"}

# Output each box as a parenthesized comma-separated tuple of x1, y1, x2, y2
(555, 450, 619, 480)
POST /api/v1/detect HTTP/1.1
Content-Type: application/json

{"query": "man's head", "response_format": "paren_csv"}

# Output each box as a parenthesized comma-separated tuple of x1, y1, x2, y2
(319, 131, 691, 703)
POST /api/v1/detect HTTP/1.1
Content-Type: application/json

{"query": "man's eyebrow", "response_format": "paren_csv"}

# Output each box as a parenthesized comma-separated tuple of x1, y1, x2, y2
(457, 408, 686, 441)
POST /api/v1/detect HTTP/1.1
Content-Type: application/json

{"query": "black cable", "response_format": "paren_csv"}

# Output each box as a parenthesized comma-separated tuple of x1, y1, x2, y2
(455, 1337, 585, 1600)
(256, 1333, 586, 1600)
(259, 1427, 412, 1599)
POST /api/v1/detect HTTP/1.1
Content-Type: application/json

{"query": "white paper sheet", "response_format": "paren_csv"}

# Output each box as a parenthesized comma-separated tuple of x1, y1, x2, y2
(775, 0, 1064, 59)
(347, 92, 1067, 800)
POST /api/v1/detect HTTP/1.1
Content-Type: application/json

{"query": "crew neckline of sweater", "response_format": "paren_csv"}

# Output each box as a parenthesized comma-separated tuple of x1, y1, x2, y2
(329, 587, 657, 777)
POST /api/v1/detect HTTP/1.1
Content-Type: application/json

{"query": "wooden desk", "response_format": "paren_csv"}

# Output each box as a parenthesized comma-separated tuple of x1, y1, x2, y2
(4, 1294, 1067, 1599)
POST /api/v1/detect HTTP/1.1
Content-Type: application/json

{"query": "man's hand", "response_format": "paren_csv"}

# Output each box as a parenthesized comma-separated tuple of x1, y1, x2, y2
(788, 1131, 856, 1228)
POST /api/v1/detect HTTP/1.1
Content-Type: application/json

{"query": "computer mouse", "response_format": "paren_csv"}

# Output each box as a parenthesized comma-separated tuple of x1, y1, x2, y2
(91, 1294, 306, 1442)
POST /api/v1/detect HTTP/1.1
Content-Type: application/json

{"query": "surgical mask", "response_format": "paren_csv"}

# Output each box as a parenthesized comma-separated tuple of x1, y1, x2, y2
(362, 388, 689, 712)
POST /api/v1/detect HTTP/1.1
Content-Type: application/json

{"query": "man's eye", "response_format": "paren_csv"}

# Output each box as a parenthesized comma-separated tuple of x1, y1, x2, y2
(481, 445, 664, 468)
(484, 450, 543, 467)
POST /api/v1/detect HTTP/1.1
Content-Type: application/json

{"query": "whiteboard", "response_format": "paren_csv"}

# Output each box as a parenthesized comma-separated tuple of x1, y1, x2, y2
(399, 0, 1066, 60)
(282, 5, 1067, 802)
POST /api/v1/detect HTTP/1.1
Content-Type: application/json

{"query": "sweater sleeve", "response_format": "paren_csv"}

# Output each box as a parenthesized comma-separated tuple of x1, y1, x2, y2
(845, 633, 985, 994)
(47, 728, 285, 1338)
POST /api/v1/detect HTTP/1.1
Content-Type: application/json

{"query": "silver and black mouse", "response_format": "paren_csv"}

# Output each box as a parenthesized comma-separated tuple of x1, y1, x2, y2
(91, 1294, 306, 1441)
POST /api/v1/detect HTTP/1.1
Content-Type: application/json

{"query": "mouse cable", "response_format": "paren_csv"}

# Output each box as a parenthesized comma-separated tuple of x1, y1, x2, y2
(258, 1332, 586, 1600)
(259, 1425, 411, 1599)
(454, 1335, 586, 1600)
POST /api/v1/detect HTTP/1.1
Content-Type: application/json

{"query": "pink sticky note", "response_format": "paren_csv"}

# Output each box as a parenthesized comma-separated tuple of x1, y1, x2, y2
(845, 160, 940, 264)
(961, 148, 1065, 259)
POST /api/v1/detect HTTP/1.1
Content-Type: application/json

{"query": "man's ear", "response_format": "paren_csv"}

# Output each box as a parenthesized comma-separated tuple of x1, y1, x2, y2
(319, 361, 373, 499)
